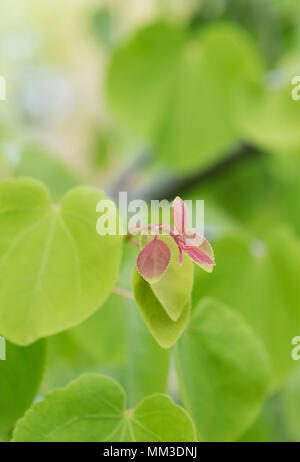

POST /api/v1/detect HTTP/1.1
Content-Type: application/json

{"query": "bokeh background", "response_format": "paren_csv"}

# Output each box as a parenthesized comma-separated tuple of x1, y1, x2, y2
(1, 0, 300, 442)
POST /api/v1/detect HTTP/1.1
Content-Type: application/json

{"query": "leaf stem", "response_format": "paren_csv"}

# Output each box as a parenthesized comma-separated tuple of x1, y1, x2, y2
(111, 287, 135, 301)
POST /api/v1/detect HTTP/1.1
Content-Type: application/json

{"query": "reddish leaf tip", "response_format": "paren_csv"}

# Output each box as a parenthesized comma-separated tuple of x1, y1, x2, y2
(172, 196, 188, 235)
(183, 246, 215, 266)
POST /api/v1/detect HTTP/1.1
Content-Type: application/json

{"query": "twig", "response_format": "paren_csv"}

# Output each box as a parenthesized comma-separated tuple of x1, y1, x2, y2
(107, 148, 153, 202)
(130, 143, 261, 201)
(111, 287, 135, 301)
(106, 142, 260, 202)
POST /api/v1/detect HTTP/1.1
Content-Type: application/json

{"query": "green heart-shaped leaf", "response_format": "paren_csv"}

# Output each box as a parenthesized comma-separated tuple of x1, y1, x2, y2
(107, 22, 263, 172)
(241, 83, 300, 154)
(15, 145, 80, 201)
(193, 228, 300, 388)
(132, 267, 190, 348)
(0, 179, 123, 345)
(43, 294, 169, 407)
(12, 374, 196, 442)
(141, 235, 193, 321)
(176, 298, 270, 442)
(0, 339, 45, 434)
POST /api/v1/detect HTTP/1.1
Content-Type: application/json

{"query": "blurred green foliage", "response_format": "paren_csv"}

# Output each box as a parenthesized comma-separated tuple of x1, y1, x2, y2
(107, 21, 263, 172)
(12, 374, 197, 442)
(1, 0, 300, 442)
(0, 339, 45, 435)
(176, 298, 270, 441)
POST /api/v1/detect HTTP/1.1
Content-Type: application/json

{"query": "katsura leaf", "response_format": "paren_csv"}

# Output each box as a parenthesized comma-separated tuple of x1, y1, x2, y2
(176, 298, 270, 442)
(0, 179, 123, 345)
(183, 231, 203, 247)
(140, 235, 193, 321)
(43, 293, 169, 407)
(132, 267, 190, 348)
(195, 237, 215, 273)
(12, 374, 196, 442)
(172, 196, 188, 234)
(137, 238, 171, 284)
(107, 22, 263, 172)
(183, 246, 215, 267)
(193, 227, 300, 387)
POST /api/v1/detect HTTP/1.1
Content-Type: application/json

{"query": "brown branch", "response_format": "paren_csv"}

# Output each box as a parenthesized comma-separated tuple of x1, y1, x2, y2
(107, 143, 261, 202)
(129, 143, 261, 201)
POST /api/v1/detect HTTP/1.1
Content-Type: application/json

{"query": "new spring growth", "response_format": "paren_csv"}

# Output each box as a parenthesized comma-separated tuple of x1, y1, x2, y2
(132, 196, 215, 284)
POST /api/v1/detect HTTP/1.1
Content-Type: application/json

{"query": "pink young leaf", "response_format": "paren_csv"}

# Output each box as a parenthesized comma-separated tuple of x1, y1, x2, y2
(183, 246, 215, 267)
(183, 231, 203, 247)
(197, 237, 215, 273)
(137, 238, 171, 284)
(172, 197, 188, 235)
(179, 247, 183, 265)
